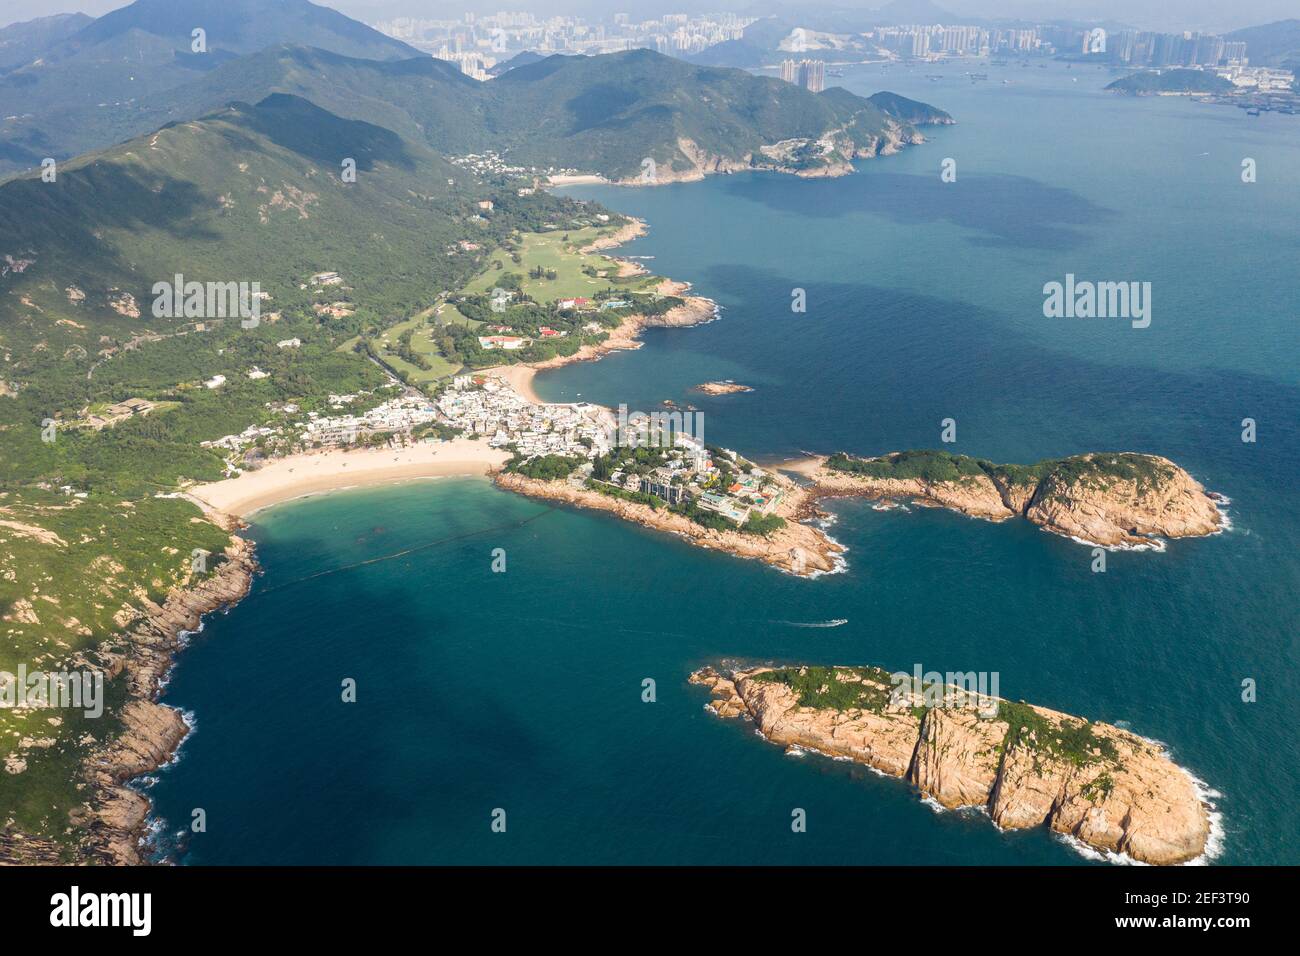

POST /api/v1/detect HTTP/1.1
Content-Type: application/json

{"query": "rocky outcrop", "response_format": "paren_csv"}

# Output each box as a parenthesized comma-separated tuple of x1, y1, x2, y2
(809, 452, 1223, 548)
(498, 449, 1223, 582)
(691, 664, 1212, 865)
(1023, 458, 1221, 545)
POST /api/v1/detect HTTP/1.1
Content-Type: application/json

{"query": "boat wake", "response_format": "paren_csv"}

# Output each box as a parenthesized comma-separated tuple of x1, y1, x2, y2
(773, 618, 848, 628)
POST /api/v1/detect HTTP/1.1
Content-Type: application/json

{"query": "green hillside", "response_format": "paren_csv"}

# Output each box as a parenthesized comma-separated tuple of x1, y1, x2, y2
(866, 91, 955, 126)
(1105, 69, 1235, 96)
(484, 49, 918, 179)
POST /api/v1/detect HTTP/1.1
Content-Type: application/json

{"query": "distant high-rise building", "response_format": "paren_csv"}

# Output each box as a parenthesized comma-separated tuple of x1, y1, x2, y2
(799, 59, 825, 93)
(780, 59, 824, 93)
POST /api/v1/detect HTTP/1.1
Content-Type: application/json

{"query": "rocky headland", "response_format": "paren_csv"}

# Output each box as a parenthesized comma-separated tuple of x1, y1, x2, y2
(691, 663, 1212, 865)
(801, 450, 1223, 548)
(499, 448, 1225, 581)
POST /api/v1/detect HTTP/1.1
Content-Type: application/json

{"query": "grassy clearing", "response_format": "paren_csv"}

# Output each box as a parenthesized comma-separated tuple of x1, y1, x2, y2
(462, 227, 658, 304)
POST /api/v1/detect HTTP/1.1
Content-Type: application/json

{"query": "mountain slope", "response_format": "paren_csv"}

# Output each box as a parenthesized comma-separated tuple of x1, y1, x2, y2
(485, 48, 899, 179)
(0, 0, 421, 174)
(488, 50, 548, 77)
(67, 0, 418, 59)
(1226, 19, 1300, 69)
(0, 91, 598, 375)
(866, 91, 956, 126)
(0, 13, 95, 73)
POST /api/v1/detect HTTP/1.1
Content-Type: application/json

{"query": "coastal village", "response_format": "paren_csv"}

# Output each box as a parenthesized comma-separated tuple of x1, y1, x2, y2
(198, 368, 788, 536)
(189, 212, 789, 541)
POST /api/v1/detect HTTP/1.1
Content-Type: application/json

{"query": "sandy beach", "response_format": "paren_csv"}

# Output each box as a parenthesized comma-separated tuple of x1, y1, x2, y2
(480, 364, 544, 404)
(548, 173, 610, 186)
(188, 438, 510, 517)
(777, 455, 828, 479)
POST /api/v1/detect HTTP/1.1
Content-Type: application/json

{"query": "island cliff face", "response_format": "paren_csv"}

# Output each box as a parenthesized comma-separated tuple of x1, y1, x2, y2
(810, 451, 1222, 547)
(691, 664, 1211, 865)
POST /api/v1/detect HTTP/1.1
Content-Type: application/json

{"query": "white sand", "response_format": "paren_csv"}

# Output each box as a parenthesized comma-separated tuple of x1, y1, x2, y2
(188, 438, 510, 517)
(547, 174, 610, 186)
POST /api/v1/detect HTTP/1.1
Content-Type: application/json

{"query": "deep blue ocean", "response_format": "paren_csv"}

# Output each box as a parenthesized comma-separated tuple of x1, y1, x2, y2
(148, 60, 1299, 864)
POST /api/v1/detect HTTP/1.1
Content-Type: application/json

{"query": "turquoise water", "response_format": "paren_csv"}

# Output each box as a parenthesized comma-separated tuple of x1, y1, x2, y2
(149, 61, 1299, 864)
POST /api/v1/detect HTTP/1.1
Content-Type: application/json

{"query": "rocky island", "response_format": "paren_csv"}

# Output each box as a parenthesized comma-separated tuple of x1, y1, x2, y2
(691, 663, 1213, 865)
(693, 381, 754, 395)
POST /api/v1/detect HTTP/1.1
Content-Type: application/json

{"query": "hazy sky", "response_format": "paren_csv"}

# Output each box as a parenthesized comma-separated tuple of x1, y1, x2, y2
(2, 1, 1295, 36)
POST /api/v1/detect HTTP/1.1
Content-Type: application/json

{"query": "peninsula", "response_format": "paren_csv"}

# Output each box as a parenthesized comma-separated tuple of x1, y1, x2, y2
(490, 442, 1222, 576)
(691, 664, 1213, 865)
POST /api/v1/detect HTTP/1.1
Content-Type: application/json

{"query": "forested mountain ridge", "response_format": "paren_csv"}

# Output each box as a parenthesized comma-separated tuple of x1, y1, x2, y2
(3, 29, 951, 181)
(0, 0, 421, 173)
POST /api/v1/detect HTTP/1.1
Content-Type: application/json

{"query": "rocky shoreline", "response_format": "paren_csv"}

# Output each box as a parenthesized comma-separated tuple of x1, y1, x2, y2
(60, 534, 256, 865)
(579, 218, 647, 253)
(526, 284, 718, 372)
(600, 124, 931, 186)
(494, 472, 843, 576)
(691, 664, 1214, 865)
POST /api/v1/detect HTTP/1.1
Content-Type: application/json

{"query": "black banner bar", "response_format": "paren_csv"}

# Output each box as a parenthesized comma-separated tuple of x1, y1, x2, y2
(0, 865, 1274, 940)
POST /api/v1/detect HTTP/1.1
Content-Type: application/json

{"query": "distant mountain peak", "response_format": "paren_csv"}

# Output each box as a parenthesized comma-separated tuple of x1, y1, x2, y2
(66, 0, 420, 59)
